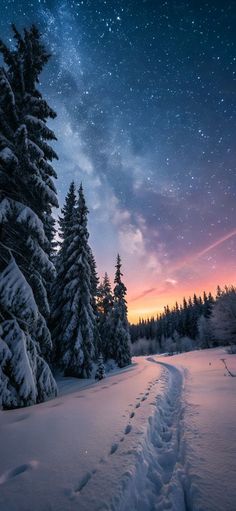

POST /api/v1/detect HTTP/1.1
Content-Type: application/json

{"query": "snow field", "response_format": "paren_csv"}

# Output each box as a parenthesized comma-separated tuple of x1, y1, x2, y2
(158, 348, 236, 511)
(0, 349, 235, 511)
(0, 359, 164, 510)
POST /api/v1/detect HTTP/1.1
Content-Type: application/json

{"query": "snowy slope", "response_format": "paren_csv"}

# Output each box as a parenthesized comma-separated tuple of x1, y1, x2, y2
(0, 349, 235, 511)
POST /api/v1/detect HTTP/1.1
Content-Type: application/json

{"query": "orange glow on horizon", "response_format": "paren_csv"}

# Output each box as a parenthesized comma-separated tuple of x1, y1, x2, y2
(128, 273, 236, 324)
(127, 230, 236, 323)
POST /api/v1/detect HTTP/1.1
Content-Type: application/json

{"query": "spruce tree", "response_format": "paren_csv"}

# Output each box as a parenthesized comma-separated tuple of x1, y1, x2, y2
(88, 247, 99, 312)
(211, 286, 236, 346)
(88, 246, 101, 358)
(0, 26, 58, 408)
(97, 272, 114, 360)
(52, 183, 96, 378)
(95, 353, 106, 380)
(51, 181, 76, 363)
(112, 255, 131, 368)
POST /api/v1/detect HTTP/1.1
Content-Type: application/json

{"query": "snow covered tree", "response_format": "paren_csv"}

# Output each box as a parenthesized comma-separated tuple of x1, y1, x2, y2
(97, 272, 114, 360)
(112, 255, 131, 368)
(197, 314, 213, 348)
(0, 26, 58, 408)
(95, 353, 106, 381)
(203, 291, 215, 318)
(87, 246, 101, 358)
(52, 183, 96, 378)
(88, 247, 99, 312)
(211, 287, 236, 346)
(50, 181, 77, 362)
(58, 182, 77, 242)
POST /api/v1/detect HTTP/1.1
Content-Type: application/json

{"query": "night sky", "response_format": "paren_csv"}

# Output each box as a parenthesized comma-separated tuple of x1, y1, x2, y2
(1, 0, 236, 322)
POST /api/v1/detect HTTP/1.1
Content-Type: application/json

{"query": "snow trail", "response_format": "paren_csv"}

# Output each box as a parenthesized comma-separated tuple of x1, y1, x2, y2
(1, 350, 234, 511)
(118, 359, 190, 511)
(0, 358, 164, 511)
(73, 359, 191, 511)
(164, 348, 236, 511)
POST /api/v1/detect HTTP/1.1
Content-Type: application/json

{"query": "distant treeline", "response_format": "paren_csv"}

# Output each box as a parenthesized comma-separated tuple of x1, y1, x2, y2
(130, 285, 236, 355)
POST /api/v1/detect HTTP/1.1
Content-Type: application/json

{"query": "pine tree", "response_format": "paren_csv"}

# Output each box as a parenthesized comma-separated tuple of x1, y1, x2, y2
(211, 286, 236, 346)
(52, 184, 96, 378)
(112, 255, 131, 368)
(50, 181, 76, 363)
(97, 273, 114, 360)
(197, 314, 213, 348)
(88, 247, 99, 311)
(88, 246, 101, 358)
(95, 353, 106, 380)
(0, 26, 58, 408)
(203, 290, 214, 318)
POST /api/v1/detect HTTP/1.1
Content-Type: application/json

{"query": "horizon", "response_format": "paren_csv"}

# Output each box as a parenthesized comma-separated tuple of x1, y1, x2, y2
(127, 280, 234, 324)
(1, 0, 235, 324)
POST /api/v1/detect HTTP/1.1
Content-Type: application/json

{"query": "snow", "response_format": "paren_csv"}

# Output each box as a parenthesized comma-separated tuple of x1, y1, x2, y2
(161, 347, 236, 511)
(0, 197, 13, 223)
(26, 236, 55, 276)
(0, 70, 15, 107)
(0, 348, 235, 511)
(0, 147, 18, 164)
(0, 258, 38, 322)
(16, 206, 47, 245)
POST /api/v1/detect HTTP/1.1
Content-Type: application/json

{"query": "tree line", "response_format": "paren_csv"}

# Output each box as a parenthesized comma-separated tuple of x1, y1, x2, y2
(0, 26, 131, 410)
(130, 285, 236, 355)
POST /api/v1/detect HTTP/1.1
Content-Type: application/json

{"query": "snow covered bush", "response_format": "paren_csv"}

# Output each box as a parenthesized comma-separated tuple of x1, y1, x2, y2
(180, 336, 195, 352)
(227, 344, 236, 354)
(131, 338, 149, 356)
(163, 335, 195, 355)
(165, 337, 177, 355)
(131, 337, 160, 356)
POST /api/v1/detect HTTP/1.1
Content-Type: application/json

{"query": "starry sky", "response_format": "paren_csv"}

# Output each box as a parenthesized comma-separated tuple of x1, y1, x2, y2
(1, 0, 236, 322)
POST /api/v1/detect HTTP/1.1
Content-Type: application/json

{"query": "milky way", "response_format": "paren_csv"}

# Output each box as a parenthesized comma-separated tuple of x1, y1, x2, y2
(1, 0, 236, 321)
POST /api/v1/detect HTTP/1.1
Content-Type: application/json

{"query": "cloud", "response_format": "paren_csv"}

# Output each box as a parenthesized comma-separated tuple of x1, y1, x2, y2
(165, 278, 178, 285)
(130, 287, 156, 302)
(119, 224, 144, 256)
(169, 229, 236, 277)
(39, 0, 236, 307)
(130, 277, 179, 304)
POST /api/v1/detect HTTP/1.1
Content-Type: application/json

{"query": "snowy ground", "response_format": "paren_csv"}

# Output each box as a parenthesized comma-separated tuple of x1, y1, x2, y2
(162, 347, 236, 511)
(0, 348, 235, 511)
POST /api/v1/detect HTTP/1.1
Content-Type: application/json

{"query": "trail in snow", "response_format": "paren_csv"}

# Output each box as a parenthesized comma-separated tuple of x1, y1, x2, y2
(118, 359, 190, 511)
(0, 358, 165, 511)
(0, 349, 235, 511)
(64, 360, 190, 511)
(163, 348, 236, 511)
